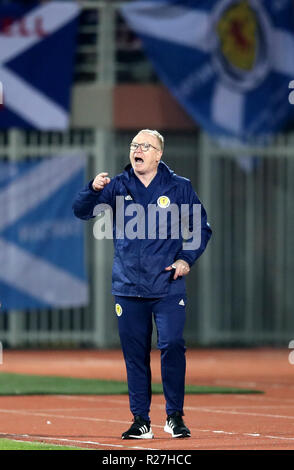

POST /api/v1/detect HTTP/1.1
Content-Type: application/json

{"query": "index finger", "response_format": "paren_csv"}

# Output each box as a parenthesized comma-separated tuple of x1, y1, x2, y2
(173, 266, 181, 280)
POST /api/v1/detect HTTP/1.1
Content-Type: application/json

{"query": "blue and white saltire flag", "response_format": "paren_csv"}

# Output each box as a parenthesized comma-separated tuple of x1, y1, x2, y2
(0, 1, 80, 129)
(0, 154, 88, 310)
(121, 0, 294, 142)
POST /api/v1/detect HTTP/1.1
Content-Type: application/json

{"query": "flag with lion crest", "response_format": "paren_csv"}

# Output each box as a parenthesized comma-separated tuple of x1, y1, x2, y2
(121, 0, 294, 142)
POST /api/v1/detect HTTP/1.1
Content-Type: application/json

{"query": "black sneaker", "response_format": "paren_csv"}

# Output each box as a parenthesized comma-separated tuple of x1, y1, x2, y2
(164, 411, 191, 438)
(122, 415, 154, 439)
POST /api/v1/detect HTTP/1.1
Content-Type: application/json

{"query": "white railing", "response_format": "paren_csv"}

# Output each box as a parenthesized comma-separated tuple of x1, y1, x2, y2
(197, 132, 294, 345)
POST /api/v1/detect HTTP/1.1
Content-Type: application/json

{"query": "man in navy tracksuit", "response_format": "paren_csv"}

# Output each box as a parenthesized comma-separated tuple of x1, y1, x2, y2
(73, 129, 212, 439)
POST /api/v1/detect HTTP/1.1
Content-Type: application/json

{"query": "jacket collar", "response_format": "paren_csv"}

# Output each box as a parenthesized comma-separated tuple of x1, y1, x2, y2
(122, 161, 176, 188)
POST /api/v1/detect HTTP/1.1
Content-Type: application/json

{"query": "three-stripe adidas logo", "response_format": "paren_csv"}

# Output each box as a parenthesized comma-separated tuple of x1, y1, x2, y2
(139, 425, 149, 434)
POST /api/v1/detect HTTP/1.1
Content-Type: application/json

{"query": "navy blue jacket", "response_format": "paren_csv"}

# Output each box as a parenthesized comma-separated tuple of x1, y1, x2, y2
(73, 161, 212, 298)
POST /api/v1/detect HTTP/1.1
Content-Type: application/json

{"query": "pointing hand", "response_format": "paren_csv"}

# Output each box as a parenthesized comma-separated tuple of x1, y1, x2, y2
(92, 172, 111, 191)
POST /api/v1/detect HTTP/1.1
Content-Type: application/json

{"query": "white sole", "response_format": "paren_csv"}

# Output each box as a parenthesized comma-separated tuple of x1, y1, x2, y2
(122, 428, 154, 439)
(164, 423, 191, 438)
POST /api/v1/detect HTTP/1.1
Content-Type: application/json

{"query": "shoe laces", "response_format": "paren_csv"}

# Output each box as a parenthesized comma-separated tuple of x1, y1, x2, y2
(133, 415, 148, 428)
(168, 411, 184, 427)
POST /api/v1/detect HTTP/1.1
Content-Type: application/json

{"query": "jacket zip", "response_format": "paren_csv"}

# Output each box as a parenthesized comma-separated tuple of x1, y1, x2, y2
(125, 191, 142, 297)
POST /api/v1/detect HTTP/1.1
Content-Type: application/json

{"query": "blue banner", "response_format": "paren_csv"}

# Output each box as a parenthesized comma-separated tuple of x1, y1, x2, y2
(121, 0, 294, 142)
(0, 154, 88, 310)
(0, 1, 80, 129)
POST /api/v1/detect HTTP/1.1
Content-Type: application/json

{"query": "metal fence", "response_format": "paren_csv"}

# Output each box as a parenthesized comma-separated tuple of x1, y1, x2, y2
(197, 132, 294, 346)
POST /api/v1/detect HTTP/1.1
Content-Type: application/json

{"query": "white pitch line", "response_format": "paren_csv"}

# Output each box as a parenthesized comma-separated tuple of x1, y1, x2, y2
(212, 430, 235, 435)
(184, 406, 294, 421)
(0, 408, 167, 432)
(1, 407, 294, 445)
(56, 395, 129, 404)
(17, 408, 119, 412)
(0, 432, 159, 450)
(214, 380, 294, 390)
(0, 408, 134, 425)
(265, 435, 294, 441)
(52, 395, 294, 420)
(24, 405, 294, 413)
(57, 394, 293, 408)
(51, 395, 294, 420)
(235, 394, 294, 404)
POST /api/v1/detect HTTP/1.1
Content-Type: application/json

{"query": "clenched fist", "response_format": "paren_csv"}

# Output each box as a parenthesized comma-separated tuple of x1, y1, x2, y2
(92, 172, 111, 191)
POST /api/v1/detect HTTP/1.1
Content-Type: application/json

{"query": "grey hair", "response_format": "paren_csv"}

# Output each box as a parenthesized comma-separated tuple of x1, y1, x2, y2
(139, 129, 164, 151)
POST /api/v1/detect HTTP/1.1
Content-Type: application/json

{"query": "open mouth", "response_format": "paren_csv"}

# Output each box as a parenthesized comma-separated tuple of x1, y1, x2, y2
(134, 156, 144, 163)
